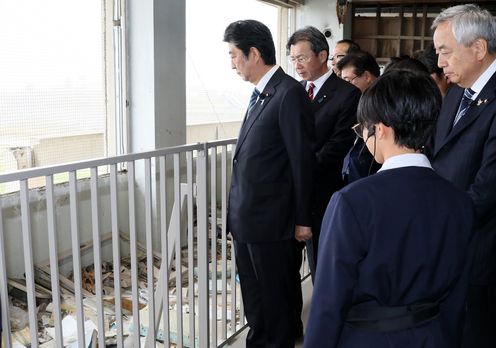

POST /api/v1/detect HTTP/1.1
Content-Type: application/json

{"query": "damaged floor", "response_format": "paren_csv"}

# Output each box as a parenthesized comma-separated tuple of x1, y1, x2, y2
(4, 227, 241, 347)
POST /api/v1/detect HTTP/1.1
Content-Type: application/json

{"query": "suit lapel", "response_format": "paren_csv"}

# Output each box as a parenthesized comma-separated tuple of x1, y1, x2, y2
(234, 68, 283, 158)
(435, 73, 496, 156)
(311, 73, 338, 112)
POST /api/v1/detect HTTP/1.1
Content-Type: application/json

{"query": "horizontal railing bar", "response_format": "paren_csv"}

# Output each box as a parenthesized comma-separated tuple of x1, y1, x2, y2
(205, 138, 236, 148)
(0, 139, 236, 183)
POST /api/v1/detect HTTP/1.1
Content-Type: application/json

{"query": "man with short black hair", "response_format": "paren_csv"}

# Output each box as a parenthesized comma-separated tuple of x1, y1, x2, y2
(337, 51, 381, 183)
(337, 51, 380, 93)
(225, 19, 314, 348)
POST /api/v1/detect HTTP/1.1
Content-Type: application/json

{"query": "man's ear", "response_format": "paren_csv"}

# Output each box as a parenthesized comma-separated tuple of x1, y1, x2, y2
(375, 122, 390, 139)
(318, 50, 328, 64)
(249, 47, 261, 62)
(472, 38, 488, 61)
(361, 71, 371, 86)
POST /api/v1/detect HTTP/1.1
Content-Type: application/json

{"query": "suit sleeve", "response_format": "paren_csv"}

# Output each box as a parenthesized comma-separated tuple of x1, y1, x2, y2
(316, 87, 361, 166)
(438, 200, 476, 343)
(278, 83, 315, 227)
(468, 112, 496, 224)
(304, 192, 367, 348)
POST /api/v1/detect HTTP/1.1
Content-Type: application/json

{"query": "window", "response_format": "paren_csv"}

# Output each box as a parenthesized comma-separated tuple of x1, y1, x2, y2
(186, 0, 292, 142)
(0, 0, 118, 176)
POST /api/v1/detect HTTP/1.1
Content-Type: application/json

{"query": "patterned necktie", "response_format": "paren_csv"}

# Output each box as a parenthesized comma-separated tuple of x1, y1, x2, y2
(248, 88, 260, 113)
(307, 82, 315, 100)
(453, 88, 475, 126)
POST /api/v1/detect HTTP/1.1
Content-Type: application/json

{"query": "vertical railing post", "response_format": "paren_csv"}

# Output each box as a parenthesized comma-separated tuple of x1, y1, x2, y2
(173, 153, 183, 347)
(0, 202, 13, 347)
(197, 144, 209, 347)
(128, 160, 141, 347)
(221, 146, 228, 340)
(159, 156, 170, 347)
(210, 146, 218, 346)
(46, 175, 64, 348)
(110, 164, 124, 347)
(90, 168, 106, 347)
(145, 158, 156, 347)
(186, 151, 195, 346)
(69, 171, 85, 348)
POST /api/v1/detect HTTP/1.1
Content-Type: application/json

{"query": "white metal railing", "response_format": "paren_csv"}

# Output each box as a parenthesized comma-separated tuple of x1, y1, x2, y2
(0, 138, 309, 347)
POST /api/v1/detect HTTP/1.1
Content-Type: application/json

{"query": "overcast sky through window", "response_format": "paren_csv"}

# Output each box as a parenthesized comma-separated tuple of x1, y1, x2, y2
(186, 0, 279, 126)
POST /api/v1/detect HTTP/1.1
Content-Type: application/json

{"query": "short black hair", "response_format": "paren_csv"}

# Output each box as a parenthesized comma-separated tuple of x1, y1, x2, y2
(384, 56, 428, 74)
(336, 51, 380, 78)
(223, 20, 276, 66)
(286, 26, 329, 59)
(336, 39, 361, 54)
(418, 43, 444, 77)
(357, 69, 441, 151)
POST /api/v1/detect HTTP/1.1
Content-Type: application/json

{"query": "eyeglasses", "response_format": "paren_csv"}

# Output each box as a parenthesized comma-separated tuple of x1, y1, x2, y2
(288, 55, 312, 65)
(329, 54, 345, 62)
(344, 73, 362, 83)
(352, 123, 364, 138)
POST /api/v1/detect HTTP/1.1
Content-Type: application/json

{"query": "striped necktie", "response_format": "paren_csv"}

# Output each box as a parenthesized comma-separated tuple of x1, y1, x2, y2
(453, 88, 475, 126)
(307, 82, 315, 100)
(248, 88, 260, 113)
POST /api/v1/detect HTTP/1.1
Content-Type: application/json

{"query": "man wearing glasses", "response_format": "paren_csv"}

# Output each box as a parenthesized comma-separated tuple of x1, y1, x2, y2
(337, 51, 382, 183)
(337, 51, 380, 93)
(330, 39, 361, 76)
(287, 26, 361, 286)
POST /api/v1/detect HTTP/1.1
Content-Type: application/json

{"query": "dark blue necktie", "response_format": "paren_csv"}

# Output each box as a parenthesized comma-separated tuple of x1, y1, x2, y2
(453, 88, 475, 126)
(247, 88, 260, 113)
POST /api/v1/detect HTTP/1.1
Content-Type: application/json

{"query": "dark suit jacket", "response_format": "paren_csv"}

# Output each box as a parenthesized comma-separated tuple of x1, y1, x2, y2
(304, 73, 361, 214)
(431, 71, 496, 284)
(305, 167, 476, 348)
(228, 67, 315, 243)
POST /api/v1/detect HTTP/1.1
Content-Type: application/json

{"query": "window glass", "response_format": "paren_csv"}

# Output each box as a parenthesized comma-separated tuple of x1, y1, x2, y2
(0, 0, 107, 176)
(186, 0, 279, 141)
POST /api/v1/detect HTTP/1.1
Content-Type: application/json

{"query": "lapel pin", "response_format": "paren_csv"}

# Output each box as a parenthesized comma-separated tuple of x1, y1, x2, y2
(477, 98, 488, 106)
(259, 92, 270, 105)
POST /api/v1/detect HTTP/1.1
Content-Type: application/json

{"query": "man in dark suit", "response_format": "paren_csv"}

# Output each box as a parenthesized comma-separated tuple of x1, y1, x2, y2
(224, 20, 314, 348)
(287, 26, 361, 281)
(337, 51, 382, 184)
(305, 69, 476, 348)
(430, 4, 496, 347)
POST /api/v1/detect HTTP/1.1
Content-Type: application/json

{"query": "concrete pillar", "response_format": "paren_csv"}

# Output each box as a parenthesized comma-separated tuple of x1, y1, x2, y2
(127, 0, 186, 152)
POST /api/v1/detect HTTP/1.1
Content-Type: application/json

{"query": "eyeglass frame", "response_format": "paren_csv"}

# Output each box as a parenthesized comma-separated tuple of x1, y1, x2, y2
(288, 54, 313, 65)
(343, 73, 363, 83)
(329, 54, 346, 62)
(352, 123, 365, 138)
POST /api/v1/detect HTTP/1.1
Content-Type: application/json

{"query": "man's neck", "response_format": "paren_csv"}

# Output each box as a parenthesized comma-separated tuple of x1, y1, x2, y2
(251, 65, 275, 85)
(382, 146, 417, 162)
(311, 66, 330, 82)
(464, 54, 496, 88)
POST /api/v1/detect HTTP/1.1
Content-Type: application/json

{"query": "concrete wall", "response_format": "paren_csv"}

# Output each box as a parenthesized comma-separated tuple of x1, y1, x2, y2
(1, 174, 130, 277)
(296, 0, 344, 51)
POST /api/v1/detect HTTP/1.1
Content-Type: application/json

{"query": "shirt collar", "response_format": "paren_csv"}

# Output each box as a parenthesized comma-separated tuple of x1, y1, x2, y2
(378, 153, 432, 172)
(256, 65, 279, 94)
(469, 58, 496, 99)
(307, 68, 332, 96)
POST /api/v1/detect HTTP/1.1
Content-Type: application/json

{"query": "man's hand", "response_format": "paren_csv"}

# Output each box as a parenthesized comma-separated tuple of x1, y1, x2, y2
(295, 225, 312, 242)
